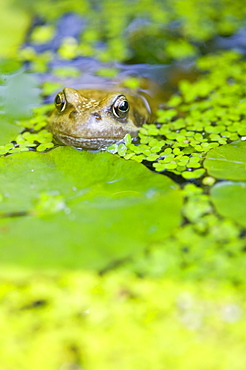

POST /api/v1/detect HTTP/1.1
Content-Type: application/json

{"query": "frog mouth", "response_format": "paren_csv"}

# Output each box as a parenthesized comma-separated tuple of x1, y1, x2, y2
(54, 133, 118, 149)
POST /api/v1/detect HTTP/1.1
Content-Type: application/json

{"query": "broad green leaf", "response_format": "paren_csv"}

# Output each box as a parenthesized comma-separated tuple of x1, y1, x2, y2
(204, 141, 246, 180)
(0, 147, 182, 269)
(0, 71, 41, 119)
(0, 71, 41, 145)
(210, 181, 246, 227)
(0, 117, 21, 146)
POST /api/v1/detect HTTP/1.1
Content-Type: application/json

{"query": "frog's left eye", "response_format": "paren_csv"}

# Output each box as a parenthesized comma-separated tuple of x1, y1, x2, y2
(112, 95, 129, 118)
(55, 92, 67, 112)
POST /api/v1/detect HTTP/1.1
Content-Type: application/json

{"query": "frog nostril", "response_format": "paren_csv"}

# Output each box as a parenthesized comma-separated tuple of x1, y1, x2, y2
(69, 110, 77, 118)
(92, 112, 102, 120)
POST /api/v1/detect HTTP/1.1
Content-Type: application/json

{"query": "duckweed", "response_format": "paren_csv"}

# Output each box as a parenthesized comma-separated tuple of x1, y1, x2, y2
(107, 52, 246, 181)
(125, 181, 246, 282)
(30, 24, 55, 44)
(15, 0, 246, 68)
(0, 105, 54, 157)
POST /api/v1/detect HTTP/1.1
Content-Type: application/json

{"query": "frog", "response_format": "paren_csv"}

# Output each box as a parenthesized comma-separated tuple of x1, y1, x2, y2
(47, 87, 153, 150)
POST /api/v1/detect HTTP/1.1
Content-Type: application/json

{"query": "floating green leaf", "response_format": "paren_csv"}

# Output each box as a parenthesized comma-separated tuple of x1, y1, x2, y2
(204, 141, 246, 181)
(0, 117, 21, 146)
(0, 147, 182, 269)
(0, 71, 41, 119)
(210, 181, 246, 227)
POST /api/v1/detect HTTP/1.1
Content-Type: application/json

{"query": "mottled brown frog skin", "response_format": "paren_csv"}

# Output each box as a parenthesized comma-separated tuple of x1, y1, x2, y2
(47, 87, 153, 150)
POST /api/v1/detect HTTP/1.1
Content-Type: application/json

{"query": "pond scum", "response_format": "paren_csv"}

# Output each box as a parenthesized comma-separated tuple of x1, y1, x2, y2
(1, 0, 246, 368)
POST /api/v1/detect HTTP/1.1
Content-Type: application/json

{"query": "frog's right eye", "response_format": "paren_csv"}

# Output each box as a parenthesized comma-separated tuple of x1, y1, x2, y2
(55, 93, 67, 112)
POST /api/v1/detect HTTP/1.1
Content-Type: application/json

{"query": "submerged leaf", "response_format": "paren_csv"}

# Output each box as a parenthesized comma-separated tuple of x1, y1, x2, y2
(0, 147, 182, 269)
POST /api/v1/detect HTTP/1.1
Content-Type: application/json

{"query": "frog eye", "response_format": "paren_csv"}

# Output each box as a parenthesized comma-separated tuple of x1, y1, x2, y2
(112, 95, 129, 118)
(54, 92, 67, 112)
